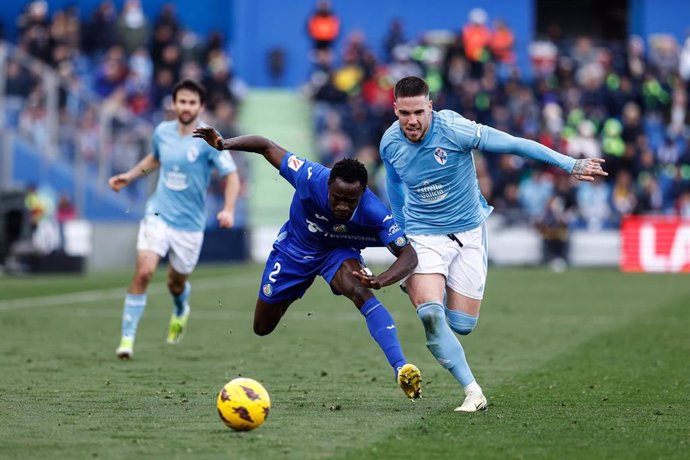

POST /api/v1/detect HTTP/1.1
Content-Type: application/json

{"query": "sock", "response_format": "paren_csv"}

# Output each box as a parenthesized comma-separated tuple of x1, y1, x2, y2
(464, 380, 482, 396)
(121, 293, 147, 339)
(172, 281, 190, 317)
(445, 308, 478, 335)
(416, 301, 475, 387)
(360, 297, 407, 374)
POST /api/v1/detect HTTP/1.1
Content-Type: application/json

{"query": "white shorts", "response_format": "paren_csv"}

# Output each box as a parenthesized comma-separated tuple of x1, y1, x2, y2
(136, 215, 204, 275)
(409, 223, 488, 300)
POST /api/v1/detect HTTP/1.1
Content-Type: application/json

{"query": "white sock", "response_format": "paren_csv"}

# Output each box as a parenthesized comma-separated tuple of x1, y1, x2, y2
(464, 380, 482, 396)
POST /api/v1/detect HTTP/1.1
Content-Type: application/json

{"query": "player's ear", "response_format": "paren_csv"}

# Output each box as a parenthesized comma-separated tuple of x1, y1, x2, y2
(393, 102, 399, 117)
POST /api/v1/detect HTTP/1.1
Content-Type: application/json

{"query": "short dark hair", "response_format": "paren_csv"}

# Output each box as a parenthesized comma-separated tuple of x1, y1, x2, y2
(394, 76, 429, 100)
(329, 158, 368, 189)
(172, 79, 206, 104)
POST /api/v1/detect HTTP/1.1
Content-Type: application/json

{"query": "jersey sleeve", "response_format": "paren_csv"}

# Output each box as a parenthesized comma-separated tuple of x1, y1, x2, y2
(151, 125, 162, 159)
(477, 125, 576, 173)
(362, 191, 406, 247)
(440, 110, 484, 152)
(279, 153, 328, 198)
(209, 147, 237, 176)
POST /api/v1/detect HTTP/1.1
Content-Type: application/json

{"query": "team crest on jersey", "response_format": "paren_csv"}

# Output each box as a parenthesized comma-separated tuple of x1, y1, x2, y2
(287, 155, 304, 171)
(187, 146, 199, 162)
(434, 147, 447, 165)
(332, 224, 348, 233)
(395, 236, 408, 247)
(262, 283, 273, 297)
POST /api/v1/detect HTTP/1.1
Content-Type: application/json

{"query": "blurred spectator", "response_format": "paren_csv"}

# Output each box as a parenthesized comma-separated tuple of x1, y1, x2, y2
(536, 196, 570, 271)
(383, 19, 406, 62)
(307, 0, 340, 53)
(82, 1, 117, 57)
(56, 194, 77, 223)
(576, 181, 612, 230)
(116, 0, 149, 56)
(462, 8, 492, 78)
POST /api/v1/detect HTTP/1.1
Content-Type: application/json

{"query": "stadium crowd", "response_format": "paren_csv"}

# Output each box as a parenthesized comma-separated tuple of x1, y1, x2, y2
(5, 2, 690, 237)
(304, 7, 690, 239)
(4, 0, 248, 226)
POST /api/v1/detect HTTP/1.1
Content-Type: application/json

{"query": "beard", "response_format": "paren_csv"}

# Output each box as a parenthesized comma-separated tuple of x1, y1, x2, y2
(178, 112, 197, 125)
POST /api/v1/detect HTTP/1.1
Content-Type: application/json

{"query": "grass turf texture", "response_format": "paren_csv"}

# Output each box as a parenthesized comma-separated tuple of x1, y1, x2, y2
(0, 265, 688, 459)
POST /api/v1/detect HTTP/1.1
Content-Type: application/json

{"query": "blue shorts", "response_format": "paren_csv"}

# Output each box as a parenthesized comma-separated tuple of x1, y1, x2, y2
(258, 246, 363, 304)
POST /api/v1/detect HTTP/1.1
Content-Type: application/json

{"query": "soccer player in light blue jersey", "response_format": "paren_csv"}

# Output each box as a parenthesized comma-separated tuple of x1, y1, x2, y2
(380, 76, 607, 412)
(193, 127, 423, 399)
(108, 79, 240, 359)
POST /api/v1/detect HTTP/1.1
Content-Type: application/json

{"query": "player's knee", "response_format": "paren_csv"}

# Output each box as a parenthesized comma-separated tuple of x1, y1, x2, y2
(445, 308, 478, 335)
(253, 321, 275, 336)
(416, 301, 446, 331)
(134, 268, 155, 286)
(167, 279, 185, 295)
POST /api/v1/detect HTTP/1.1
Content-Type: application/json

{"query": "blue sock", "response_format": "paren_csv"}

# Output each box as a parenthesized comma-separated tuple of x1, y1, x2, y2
(360, 297, 407, 373)
(172, 282, 190, 317)
(417, 302, 475, 387)
(121, 293, 147, 339)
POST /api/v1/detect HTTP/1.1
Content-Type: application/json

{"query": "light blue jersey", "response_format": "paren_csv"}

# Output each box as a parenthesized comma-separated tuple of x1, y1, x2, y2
(147, 120, 237, 231)
(380, 110, 576, 235)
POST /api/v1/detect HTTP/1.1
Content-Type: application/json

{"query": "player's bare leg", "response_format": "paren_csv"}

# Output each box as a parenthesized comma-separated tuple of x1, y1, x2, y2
(253, 298, 295, 336)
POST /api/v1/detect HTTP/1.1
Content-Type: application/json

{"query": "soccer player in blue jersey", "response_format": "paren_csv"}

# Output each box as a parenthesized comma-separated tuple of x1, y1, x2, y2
(192, 127, 423, 399)
(108, 79, 240, 359)
(380, 76, 607, 412)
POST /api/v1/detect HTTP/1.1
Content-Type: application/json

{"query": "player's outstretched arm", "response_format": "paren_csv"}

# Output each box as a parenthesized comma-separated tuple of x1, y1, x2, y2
(193, 127, 288, 170)
(108, 153, 160, 192)
(353, 242, 417, 289)
(478, 126, 607, 180)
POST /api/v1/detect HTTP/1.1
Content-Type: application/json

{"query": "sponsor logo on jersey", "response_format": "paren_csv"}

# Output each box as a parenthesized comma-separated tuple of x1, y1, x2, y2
(415, 180, 447, 202)
(332, 224, 348, 233)
(434, 147, 447, 165)
(387, 223, 401, 235)
(187, 146, 199, 162)
(287, 155, 304, 172)
(306, 219, 325, 233)
(164, 165, 189, 191)
(262, 283, 273, 297)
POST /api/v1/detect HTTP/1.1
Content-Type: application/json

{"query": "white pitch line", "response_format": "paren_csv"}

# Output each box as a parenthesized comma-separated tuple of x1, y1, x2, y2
(0, 275, 257, 312)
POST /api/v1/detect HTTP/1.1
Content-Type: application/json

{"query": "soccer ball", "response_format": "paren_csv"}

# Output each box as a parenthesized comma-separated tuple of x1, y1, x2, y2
(216, 377, 271, 431)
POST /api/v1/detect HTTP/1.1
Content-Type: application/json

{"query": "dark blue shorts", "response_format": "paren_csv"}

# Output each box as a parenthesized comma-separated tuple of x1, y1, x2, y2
(258, 246, 363, 304)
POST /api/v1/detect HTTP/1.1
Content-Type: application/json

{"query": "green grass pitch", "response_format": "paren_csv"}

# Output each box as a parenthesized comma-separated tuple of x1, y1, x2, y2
(1, 264, 688, 459)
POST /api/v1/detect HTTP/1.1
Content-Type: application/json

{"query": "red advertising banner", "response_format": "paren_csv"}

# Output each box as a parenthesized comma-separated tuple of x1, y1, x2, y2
(621, 216, 690, 272)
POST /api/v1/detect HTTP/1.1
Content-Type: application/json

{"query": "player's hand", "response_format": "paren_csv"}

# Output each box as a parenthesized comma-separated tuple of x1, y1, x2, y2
(352, 267, 382, 290)
(217, 209, 235, 228)
(571, 158, 608, 182)
(108, 174, 130, 192)
(192, 127, 224, 151)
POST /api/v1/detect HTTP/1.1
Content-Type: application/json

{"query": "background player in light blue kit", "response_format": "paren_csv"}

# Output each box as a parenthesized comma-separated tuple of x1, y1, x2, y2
(193, 127, 423, 399)
(380, 76, 607, 412)
(108, 79, 240, 359)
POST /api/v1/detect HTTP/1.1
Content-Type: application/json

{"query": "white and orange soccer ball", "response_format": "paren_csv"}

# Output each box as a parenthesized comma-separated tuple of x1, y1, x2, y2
(216, 377, 271, 431)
